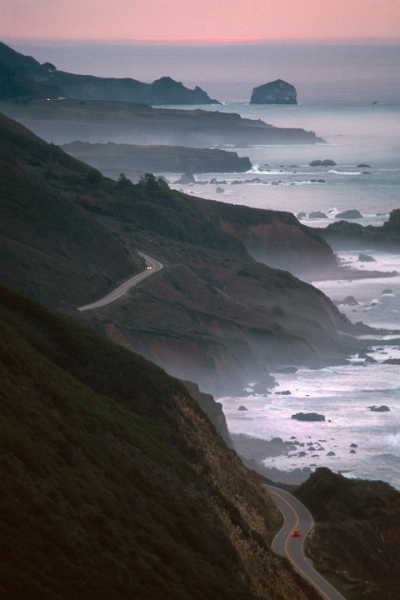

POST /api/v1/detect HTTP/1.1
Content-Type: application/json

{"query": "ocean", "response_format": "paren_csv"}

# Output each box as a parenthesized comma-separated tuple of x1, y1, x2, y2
(10, 40, 400, 488)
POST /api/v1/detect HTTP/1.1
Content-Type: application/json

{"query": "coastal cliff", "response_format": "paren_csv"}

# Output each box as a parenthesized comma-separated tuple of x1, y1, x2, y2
(201, 201, 338, 279)
(315, 210, 400, 251)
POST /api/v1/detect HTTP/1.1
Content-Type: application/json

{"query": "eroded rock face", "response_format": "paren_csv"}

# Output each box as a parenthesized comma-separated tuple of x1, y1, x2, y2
(182, 380, 234, 448)
(250, 79, 298, 104)
(219, 214, 337, 279)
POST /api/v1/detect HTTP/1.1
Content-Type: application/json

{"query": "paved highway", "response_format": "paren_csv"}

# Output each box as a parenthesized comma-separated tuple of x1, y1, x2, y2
(78, 252, 163, 311)
(264, 485, 345, 600)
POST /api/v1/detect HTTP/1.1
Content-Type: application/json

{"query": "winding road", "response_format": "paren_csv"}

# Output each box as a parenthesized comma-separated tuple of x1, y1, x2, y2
(78, 252, 163, 311)
(264, 485, 345, 600)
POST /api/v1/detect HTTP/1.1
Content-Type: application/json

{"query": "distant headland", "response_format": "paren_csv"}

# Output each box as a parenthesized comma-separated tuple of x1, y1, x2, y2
(0, 40, 219, 105)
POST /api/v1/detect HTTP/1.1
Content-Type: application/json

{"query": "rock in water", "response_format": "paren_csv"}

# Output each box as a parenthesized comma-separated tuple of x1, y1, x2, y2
(309, 211, 328, 219)
(250, 79, 298, 105)
(291, 412, 325, 422)
(358, 253, 376, 263)
(309, 159, 336, 167)
(335, 209, 363, 220)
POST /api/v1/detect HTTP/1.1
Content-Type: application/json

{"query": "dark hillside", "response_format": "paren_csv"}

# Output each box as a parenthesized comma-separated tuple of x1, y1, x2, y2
(0, 62, 61, 101)
(0, 283, 319, 600)
(295, 468, 400, 599)
(0, 40, 50, 81)
(0, 111, 359, 394)
(0, 40, 218, 105)
(0, 112, 143, 306)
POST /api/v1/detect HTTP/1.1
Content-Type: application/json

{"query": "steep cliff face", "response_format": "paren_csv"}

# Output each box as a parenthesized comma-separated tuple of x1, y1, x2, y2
(251, 79, 298, 104)
(200, 201, 338, 279)
(316, 209, 400, 251)
(182, 380, 234, 449)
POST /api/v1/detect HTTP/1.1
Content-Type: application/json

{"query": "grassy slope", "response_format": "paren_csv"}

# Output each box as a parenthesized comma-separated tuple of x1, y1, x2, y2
(0, 283, 319, 600)
(295, 468, 400, 600)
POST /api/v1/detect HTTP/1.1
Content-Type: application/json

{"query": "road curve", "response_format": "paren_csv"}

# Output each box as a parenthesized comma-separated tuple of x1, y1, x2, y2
(78, 252, 163, 311)
(264, 485, 345, 600)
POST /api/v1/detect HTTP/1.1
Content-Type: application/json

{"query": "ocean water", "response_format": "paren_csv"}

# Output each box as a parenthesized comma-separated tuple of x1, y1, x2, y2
(216, 237, 400, 489)
(9, 40, 400, 487)
(166, 101, 400, 228)
(220, 249, 400, 489)
(8, 41, 400, 104)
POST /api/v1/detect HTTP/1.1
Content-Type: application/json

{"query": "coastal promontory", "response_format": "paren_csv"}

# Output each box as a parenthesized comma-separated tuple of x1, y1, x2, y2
(0, 40, 219, 105)
(250, 79, 298, 105)
(61, 141, 252, 175)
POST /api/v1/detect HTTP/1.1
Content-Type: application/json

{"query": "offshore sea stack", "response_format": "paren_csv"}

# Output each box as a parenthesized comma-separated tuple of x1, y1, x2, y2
(250, 79, 298, 105)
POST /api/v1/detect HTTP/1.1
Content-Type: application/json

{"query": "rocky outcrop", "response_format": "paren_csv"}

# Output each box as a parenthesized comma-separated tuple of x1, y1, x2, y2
(335, 209, 362, 220)
(250, 79, 297, 105)
(309, 159, 336, 167)
(358, 253, 375, 262)
(315, 209, 400, 251)
(291, 413, 325, 422)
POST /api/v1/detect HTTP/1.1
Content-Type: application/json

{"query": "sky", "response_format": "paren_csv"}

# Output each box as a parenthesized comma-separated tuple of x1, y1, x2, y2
(2, 0, 400, 43)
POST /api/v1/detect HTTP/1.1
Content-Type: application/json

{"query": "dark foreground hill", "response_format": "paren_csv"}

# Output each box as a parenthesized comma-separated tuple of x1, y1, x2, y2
(295, 468, 400, 600)
(0, 110, 362, 395)
(0, 282, 320, 600)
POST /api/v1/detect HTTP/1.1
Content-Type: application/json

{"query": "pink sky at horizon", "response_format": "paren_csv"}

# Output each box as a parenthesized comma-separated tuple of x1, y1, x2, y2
(2, 0, 400, 42)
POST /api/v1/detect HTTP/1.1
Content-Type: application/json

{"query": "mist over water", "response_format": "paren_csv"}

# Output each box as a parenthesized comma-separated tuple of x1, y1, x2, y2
(10, 39, 400, 487)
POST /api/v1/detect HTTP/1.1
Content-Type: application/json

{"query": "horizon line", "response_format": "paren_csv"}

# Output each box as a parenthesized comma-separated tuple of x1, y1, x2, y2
(4, 35, 400, 46)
